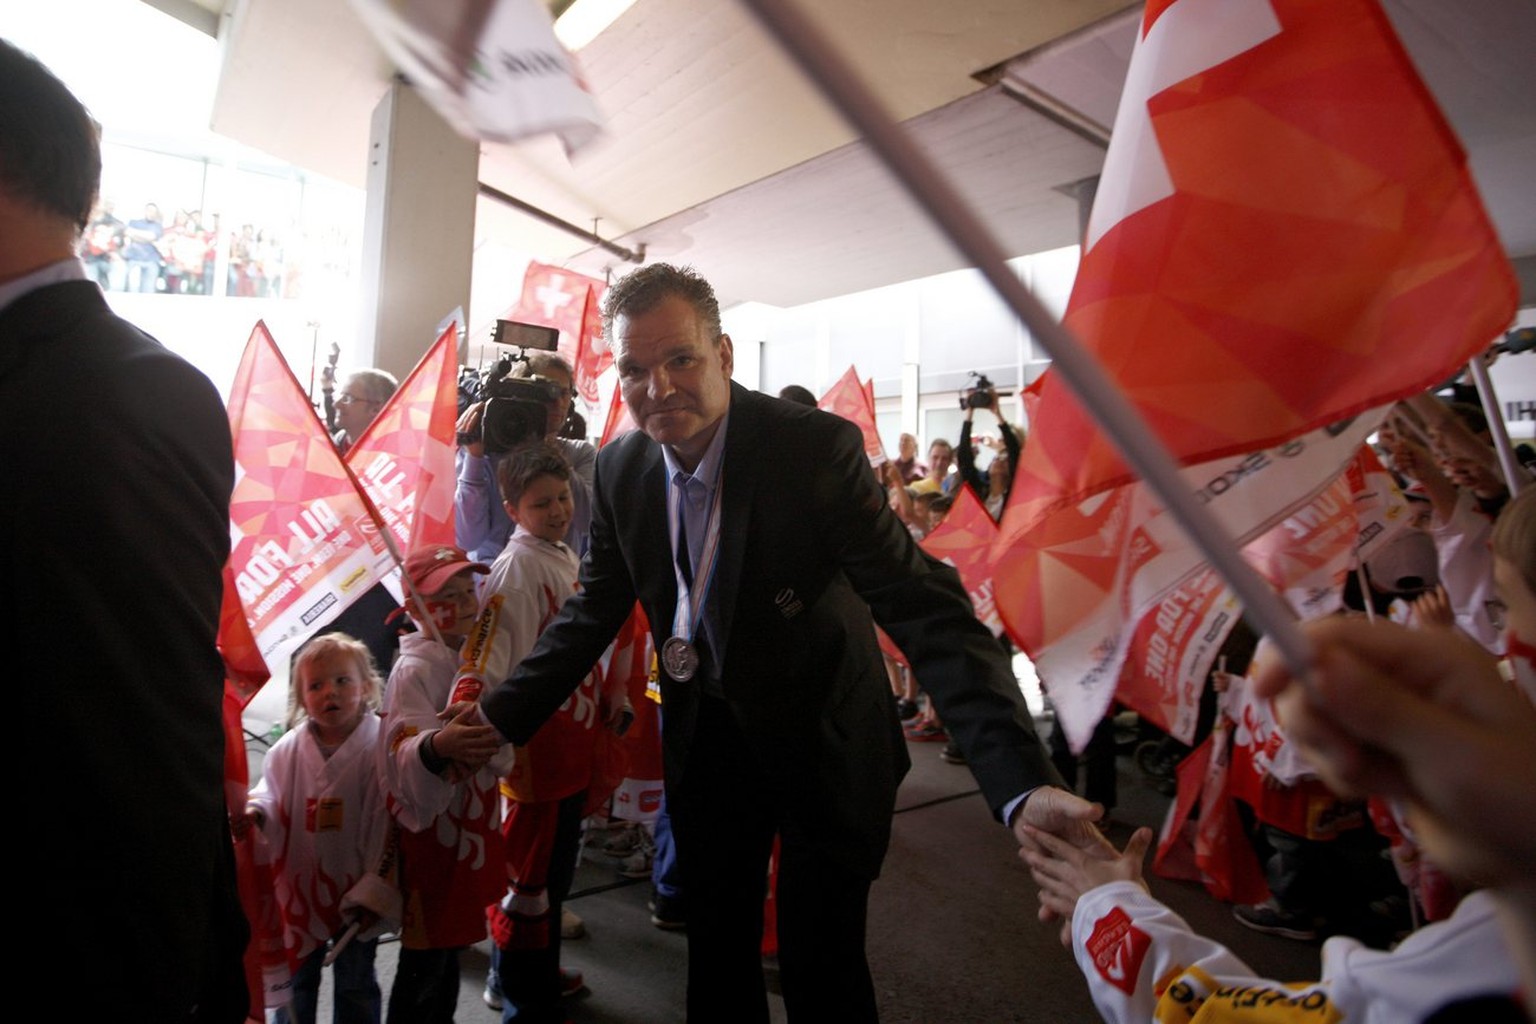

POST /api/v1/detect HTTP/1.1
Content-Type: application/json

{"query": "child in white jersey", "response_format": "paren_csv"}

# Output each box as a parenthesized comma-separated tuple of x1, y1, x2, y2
(246, 633, 398, 1024)
(456, 441, 631, 1024)
(378, 544, 507, 1022)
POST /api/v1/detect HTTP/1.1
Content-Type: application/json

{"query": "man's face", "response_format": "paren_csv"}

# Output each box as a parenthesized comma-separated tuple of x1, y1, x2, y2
(614, 294, 733, 466)
(899, 434, 917, 461)
(541, 366, 574, 437)
(336, 379, 382, 440)
(929, 444, 953, 477)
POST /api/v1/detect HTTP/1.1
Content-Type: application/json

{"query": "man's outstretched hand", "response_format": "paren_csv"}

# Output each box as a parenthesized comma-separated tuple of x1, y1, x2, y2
(1012, 785, 1115, 941)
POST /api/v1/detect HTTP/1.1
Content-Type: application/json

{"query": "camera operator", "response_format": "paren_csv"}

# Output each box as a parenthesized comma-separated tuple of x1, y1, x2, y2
(958, 375, 1020, 521)
(455, 352, 595, 561)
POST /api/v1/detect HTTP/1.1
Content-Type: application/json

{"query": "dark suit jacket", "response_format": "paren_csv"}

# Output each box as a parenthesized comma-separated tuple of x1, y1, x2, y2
(0, 280, 246, 1019)
(482, 382, 1055, 877)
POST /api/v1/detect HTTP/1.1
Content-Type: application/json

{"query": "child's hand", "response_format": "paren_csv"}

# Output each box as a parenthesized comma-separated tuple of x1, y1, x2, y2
(231, 807, 260, 840)
(431, 706, 500, 774)
(603, 694, 635, 736)
(1020, 825, 1154, 929)
(1409, 585, 1455, 631)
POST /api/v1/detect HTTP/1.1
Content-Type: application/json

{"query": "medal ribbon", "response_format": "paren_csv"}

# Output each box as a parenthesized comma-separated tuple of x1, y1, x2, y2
(667, 471, 725, 651)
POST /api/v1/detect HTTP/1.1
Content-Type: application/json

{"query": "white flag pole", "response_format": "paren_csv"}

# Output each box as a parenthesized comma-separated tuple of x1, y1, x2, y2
(737, 0, 1315, 678)
(1466, 355, 1527, 498)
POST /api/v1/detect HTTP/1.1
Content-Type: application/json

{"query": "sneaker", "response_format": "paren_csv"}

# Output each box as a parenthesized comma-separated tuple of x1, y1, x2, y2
(482, 974, 503, 1011)
(1233, 900, 1319, 941)
(649, 891, 687, 931)
(602, 825, 643, 857)
(560, 906, 586, 940)
(618, 828, 655, 878)
(903, 721, 947, 742)
(559, 966, 585, 997)
(939, 741, 967, 765)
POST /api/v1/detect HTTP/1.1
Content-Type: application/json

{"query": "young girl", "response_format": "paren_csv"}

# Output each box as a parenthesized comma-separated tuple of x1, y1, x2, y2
(378, 544, 506, 1022)
(247, 633, 397, 1024)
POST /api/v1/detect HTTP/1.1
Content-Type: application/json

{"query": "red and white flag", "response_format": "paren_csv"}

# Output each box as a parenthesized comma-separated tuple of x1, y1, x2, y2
(598, 379, 637, 447)
(345, 324, 461, 570)
(995, 0, 1515, 751)
(1009, 0, 1515, 527)
(221, 323, 393, 677)
(509, 261, 610, 404)
(817, 366, 887, 467)
(919, 486, 1004, 638)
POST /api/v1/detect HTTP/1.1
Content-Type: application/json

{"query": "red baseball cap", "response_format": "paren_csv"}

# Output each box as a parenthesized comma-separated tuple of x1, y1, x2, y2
(403, 544, 488, 595)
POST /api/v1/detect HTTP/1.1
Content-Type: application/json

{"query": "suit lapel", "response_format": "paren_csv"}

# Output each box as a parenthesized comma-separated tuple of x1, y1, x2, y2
(631, 436, 676, 622)
(712, 383, 760, 660)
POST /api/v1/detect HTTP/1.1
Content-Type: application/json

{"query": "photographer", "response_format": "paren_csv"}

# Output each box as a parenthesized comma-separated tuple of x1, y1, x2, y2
(957, 375, 1020, 521)
(455, 352, 595, 561)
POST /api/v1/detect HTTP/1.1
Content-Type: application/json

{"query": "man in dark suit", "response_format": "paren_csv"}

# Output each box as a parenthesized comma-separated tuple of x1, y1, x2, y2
(479, 263, 1098, 1021)
(0, 41, 247, 1020)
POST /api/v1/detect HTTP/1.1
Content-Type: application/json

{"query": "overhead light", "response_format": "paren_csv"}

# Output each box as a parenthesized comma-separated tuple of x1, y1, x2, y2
(554, 0, 640, 51)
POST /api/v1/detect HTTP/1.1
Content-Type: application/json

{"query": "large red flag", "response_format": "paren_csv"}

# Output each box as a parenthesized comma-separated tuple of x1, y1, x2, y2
(221, 322, 393, 679)
(919, 486, 1004, 638)
(345, 324, 460, 563)
(599, 379, 637, 447)
(509, 261, 610, 404)
(817, 366, 887, 467)
(1008, 0, 1516, 528)
(996, 0, 1514, 751)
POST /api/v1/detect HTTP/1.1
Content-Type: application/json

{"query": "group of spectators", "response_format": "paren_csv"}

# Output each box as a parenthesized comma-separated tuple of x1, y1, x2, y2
(11, 33, 1536, 1024)
(80, 199, 287, 297)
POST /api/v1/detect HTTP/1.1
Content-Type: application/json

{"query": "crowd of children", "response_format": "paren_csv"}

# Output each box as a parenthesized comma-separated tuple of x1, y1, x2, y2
(244, 440, 630, 1024)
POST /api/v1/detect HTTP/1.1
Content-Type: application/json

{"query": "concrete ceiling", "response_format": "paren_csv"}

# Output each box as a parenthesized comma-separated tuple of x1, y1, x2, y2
(201, 0, 1536, 310)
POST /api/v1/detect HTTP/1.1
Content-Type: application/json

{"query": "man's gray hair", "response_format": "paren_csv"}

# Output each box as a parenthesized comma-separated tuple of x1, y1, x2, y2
(601, 263, 722, 342)
(343, 369, 399, 405)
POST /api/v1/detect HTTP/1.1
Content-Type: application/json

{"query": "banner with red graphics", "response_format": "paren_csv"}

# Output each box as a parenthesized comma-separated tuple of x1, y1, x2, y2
(508, 261, 609, 404)
(1113, 567, 1240, 746)
(1111, 444, 1408, 744)
(817, 366, 887, 467)
(345, 324, 460, 565)
(222, 322, 392, 674)
(1002, 412, 1382, 751)
(1006, 0, 1515, 537)
(919, 486, 1003, 637)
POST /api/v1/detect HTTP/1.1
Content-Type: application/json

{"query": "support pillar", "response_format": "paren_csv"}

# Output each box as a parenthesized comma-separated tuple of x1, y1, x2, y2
(358, 78, 478, 378)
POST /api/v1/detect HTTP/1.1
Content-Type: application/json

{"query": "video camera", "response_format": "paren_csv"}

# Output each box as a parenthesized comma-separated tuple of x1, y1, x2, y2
(959, 371, 1012, 410)
(456, 320, 565, 454)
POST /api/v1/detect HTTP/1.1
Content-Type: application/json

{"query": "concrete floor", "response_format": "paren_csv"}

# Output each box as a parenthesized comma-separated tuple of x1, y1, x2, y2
(304, 715, 1324, 1023)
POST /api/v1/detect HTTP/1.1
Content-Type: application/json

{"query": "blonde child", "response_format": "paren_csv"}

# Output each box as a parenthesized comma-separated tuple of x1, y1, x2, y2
(246, 633, 397, 1024)
(378, 544, 507, 1022)
(455, 441, 631, 1023)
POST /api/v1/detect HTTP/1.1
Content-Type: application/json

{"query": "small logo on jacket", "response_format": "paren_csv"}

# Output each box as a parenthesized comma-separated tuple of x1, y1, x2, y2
(774, 588, 804, 619)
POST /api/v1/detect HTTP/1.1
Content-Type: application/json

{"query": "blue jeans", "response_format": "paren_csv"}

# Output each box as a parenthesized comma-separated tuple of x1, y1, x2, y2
(274, 936, 381, 1024)
(126, 259, 159, 293)
(652, 796, 682, 899)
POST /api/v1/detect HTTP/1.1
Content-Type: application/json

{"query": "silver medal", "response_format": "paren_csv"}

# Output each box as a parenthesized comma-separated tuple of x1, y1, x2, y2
(661, 636, 699, 682)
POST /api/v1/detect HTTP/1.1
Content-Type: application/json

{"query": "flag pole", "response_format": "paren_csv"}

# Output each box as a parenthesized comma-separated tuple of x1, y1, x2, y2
(1465, 355, 1526, 498)
(737, 0, 1315, 678)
